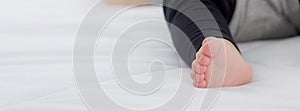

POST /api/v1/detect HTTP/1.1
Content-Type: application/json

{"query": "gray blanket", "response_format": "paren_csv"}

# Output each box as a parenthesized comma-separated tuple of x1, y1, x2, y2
(230, 0, 300, 42)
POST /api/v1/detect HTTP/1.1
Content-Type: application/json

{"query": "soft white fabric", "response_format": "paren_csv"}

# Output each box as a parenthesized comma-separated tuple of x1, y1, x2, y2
(1, 0, 300, 111)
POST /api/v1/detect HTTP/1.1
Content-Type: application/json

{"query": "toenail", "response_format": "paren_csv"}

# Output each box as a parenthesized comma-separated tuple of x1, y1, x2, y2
(196, 75, 201, 85)
(196, 64, 201, 73)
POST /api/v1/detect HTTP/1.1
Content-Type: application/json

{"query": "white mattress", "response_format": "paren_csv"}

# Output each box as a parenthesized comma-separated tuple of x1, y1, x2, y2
(1, 0, 300, 111)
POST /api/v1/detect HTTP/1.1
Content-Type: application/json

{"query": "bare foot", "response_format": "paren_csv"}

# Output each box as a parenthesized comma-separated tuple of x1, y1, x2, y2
(191, 37, 253, 88)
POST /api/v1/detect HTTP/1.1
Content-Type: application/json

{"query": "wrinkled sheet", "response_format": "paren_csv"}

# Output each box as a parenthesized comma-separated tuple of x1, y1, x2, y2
(1, 0, 300, 111)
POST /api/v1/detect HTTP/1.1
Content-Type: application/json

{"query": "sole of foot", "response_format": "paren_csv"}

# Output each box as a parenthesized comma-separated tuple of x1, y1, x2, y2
(191, 37, 253, 88)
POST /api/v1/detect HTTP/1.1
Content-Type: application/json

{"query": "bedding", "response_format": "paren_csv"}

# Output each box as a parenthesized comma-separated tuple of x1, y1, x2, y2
(1, 0, 300, 111)
(230, 0, 300, 42)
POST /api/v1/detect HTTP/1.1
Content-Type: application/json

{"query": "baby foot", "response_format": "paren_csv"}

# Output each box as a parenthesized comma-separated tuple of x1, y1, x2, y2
(191, 37, 253, 88)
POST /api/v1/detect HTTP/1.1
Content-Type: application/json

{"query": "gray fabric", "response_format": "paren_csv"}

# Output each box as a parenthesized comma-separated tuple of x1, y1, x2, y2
(230, 0, 300, 42)
(149, 0, 163, 4)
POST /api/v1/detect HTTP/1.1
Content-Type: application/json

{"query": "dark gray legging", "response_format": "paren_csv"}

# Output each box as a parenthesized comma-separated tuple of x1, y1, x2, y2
(163, 0, 239, 66)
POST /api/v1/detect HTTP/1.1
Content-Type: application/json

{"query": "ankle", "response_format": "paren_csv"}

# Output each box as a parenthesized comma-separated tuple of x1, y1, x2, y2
(203, 37, 239, 52)
(223, 39, 239, 52)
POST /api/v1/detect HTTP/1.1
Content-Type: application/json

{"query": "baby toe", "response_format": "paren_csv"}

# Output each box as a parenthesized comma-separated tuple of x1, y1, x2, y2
(198, 80, 207, 88)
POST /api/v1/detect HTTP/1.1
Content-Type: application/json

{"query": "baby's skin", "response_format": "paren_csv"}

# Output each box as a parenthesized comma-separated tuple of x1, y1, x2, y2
(105, 0, 253, 88)
(191, 37, 253, 88)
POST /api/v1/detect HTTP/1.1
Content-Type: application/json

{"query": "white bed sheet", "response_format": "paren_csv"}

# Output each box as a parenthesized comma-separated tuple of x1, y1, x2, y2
(1, 0, 300, 111)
